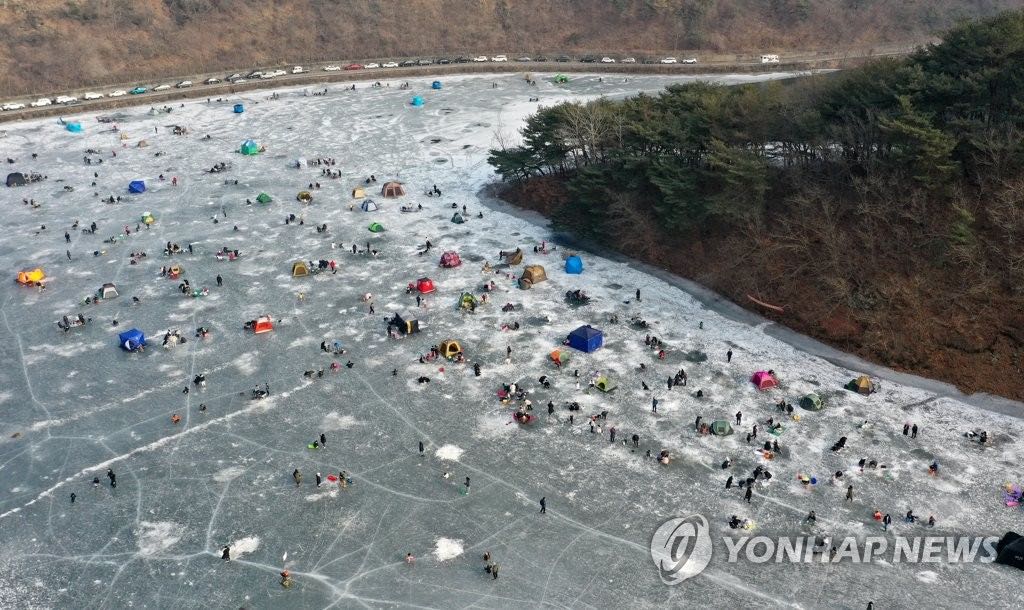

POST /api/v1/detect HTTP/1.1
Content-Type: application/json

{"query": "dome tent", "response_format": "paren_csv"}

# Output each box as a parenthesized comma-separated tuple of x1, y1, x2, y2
(118, 328, 146, 352)
(368, 222, 385, 233)
(432, 81, 442, 90)
(416, 278, 435, 294)
(128, 180, 146, 194)
(360, 199, 379, 212)
(554, 74, 569, 84)
(800, 393, 823, 411)
(594, 375, 616, 392)
(141, 212, 156, 225)
(439, 251, 462, 268)
(450, 212, 465, 224)
(711, 420, 734, 435)
(66, 122, 83, 133)
(458, 292, 478, 310)
(256, 192, 272, 204)
(519, 265, 547, 289)
(6, 172, 27, 187)
(16, 268, 46, 285)
(240, 139, 260, 155)
(751, 371, 778, 390)
(381, 182, 406, 198)
(292, 261, 310, 277)
(251, 315, 274, 334)
(567, 325, 603, 353)
(296, 191, 313, 203)
(439, 339, 463, 358)
(410, 96, 424, 107)
(564, 255, 583, 274)
(845, 375, 875, 395)
(390, 312, 420, 334)
(352, 186, 366, 199)
(99, 283, 118, 299)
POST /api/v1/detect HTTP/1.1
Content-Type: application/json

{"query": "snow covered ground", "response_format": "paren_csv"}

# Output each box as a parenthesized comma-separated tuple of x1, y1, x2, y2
(0, 72, 1020, 609)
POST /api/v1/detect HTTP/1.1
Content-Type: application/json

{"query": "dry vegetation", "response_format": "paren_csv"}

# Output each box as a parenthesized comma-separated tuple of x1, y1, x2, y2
(0, 0, 1020, 95)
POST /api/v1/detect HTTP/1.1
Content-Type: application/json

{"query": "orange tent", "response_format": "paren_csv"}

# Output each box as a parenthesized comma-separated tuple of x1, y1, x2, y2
(253, 315, 274, 334)
(16, 268, 46, 285)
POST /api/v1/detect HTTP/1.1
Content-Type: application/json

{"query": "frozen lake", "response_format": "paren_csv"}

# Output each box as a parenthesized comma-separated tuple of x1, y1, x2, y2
(0, 72, 1021, 609)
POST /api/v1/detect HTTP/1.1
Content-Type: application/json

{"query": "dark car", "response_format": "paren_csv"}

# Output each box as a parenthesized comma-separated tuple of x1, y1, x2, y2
(580, 56, 597, 63)
(556, 55, 571, 62)
(455, 56, 471, 63)
(400, 60, 417, 67)
(534, 56, 548, 62)
(437, 58, 452, 65)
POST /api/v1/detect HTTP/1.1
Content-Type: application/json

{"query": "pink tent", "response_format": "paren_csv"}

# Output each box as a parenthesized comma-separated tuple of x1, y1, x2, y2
(751, 371, 778, 390)
(439, 251, 462, 268)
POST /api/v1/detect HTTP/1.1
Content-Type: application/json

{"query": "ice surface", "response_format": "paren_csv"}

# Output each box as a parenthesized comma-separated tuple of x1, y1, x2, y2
(0, 71, 1020, 609)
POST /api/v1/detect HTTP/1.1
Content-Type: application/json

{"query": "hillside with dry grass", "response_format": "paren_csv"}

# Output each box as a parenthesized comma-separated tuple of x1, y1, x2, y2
(0, 0, 1021, 95)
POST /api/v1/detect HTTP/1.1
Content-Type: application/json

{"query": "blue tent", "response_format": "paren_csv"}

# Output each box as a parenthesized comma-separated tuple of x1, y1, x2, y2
(565, 255, 584, 274)
(233, 104, 244, 113)
(432, 81, 442, 90)
(128, 180, 146, 194)
(410, 96, 424, 107)
(567, 325, 603, 353)
(118, 329, 146, 352)
(66, 122, 83, 133)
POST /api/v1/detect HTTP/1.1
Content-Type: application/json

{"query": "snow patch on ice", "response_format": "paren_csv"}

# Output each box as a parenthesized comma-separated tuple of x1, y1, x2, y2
(435, 444, 464, 461)
(915, 570, 939, 584)
(432, 537, 464, 562)
(229, 536, 260, 557)
(135, 521, 184, 556)
(322, 412, 360, 431)
(212, 466, 245, 482)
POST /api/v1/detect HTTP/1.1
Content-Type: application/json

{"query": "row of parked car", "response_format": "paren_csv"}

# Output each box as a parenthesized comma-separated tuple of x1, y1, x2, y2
(0, 54, 721, 111)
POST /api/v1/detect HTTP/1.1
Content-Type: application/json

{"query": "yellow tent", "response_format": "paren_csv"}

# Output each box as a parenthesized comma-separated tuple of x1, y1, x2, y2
(292, 261, 310, 277)
(352, 187, 366, 199)
(439, 339, 463, 358)
(519, 265, 547, 288)
(296, 191, 313, 203)
(16, 268, 46, 285)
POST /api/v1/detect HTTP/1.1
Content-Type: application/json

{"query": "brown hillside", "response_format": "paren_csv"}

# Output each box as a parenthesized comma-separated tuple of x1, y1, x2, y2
(1, 0, 1021, 96)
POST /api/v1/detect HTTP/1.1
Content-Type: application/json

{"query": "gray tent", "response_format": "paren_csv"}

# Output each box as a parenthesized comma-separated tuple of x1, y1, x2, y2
(6, 172, 26, 187)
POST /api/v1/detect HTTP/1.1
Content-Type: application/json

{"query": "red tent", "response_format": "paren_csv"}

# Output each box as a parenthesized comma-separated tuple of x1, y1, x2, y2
(253, 315, 274, 334)
(751, 371, 778, 390)
(439, 251, 462, 268)
(416, 278, 435, 294)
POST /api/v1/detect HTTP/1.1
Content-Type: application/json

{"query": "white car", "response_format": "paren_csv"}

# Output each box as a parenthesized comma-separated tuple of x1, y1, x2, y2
(176, 80, 193, 88)
(682, 58, 698, 64)
(153, 84, 171, 91)
(491, 55, 508, 62)
(323, 65, 341, 71)
(382, 62, 399, 68)
(622, 57, 636, 64)
(261, 73, 276, 79)
(227, 73, 243, 81)
(233, 79, 248, 84)
(291, 66, 304, 74)
(660, 57, 678, 64)
(55, 95, 77, 104)
(472, 56, 488, 62)
(600, 57, 615, 63)
(109, 90, 127, 97)
(2, 102, 26, 111)
(363, 62, 380, 69)
(83, 92, 103, 100)
(30, 98, 52, 107)
(204, 78, 221, 84)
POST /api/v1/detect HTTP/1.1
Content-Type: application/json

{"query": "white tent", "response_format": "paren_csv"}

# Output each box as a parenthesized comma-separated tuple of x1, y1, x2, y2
(360, 199, 379, 212)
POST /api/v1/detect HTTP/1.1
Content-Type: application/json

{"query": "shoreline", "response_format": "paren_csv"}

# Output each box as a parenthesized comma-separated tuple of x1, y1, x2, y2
(477, 183, 1024, 419)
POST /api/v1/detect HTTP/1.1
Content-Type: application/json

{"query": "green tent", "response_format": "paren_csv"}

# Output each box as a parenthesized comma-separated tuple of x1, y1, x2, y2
(256, 192, 272, 204)
(711, 420, 733, 435)
(554, 74, 569, 84)
(458, 292, 478, 310)
(451, 213, 465, 224)
(240, 139, 260, 155)
(368, 222, 385, 233)
(594, 376, 616, 392)
(800, 393, 823, 411)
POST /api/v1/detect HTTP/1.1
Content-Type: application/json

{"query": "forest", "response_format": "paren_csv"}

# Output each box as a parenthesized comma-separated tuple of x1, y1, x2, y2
(491, 11, 1024, 398)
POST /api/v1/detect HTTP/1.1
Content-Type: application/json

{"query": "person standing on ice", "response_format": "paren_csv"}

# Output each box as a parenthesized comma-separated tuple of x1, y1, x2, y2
(293, 469, 302, 486)
(419, 441, 424, 454)
(635, 288, 641, 302)
(539, 497, 546, 514)
(107, 468, 117, 488)
(744, 486, 753, 503)
(222, 546, 230, 560)
(727, 349, 733, 363)
(725, 475, 733, 489)
(735, 411, 742, 425)
(651, 397, 658, 413)
(847, 485, 854, 502)
(316, 472, 322, 488)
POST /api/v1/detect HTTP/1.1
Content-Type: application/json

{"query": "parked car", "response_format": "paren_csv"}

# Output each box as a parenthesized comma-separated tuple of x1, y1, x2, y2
(2, 102, 26, 110)
(454, 57, 471, 63)
(515, 56, 532, 62)
(323, 65, 341, 71)
(400, 60, 417, 67)
(600, 57, 616, 63)
(152, 84, 171, 91)
(682, 58, 698, 64)
(621, 57, 636, 64)
(83, 92, 103, 100)
(491, 55, 508, 62)
(176, 80, 193, 88)
(534, 56, 548, 62)
(291, 66, 305, 74)
(345, 63, 363, 70)
(417, 59, 433, 66)
(556, 55, 571, 62)
(204, 77, 221, 84)
(109, 90, 127, 97)
(761, 54, 780, 64)
(129, 87, 148, 94)
(580, 56, 597, 63)
(233, 79, 248, 84)
(363, 62, 380, 69)
(31, 98, 52, 107)
(436, 58, 452, 65)
(660, 57, 678, 64)
(246, 71, 263, 79)
(260, 73, 276, 79)
(472, 55, 488, 62)
(226, 73, 243, 81)
(55, 95, 78, 104)
(382, 61, 399, 68)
